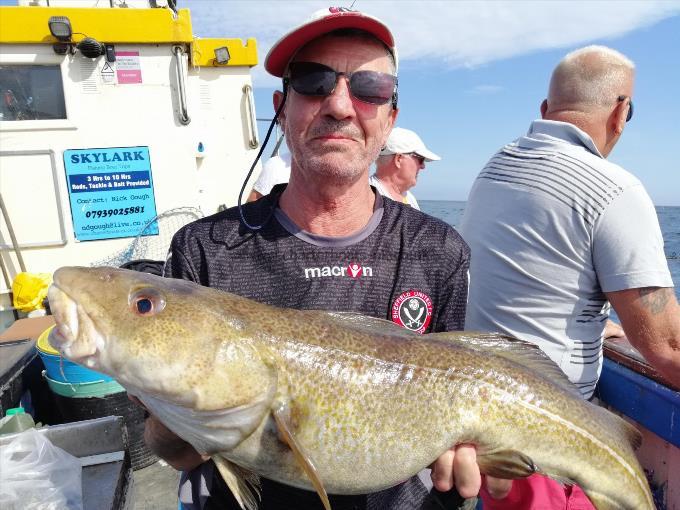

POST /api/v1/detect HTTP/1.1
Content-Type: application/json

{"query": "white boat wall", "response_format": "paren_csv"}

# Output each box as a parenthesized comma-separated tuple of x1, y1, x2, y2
(0, 0, 262, 327)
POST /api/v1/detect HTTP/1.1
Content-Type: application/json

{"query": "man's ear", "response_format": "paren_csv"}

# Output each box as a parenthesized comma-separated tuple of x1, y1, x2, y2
(612, 99, 628, 135)
(380, 107, 398, 148)
(273, 90, 285, 126)
(388, 106, 399, 131)
(540, 99, 548, 118)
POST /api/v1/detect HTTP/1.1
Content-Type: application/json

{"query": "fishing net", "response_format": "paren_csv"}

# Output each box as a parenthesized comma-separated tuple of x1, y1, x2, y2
(91, 206, 203, 268)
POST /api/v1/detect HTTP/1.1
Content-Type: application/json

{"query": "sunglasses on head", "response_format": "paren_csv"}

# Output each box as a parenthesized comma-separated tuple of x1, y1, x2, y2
(286, 61, 398, 107)
(617, 95, 634, 122)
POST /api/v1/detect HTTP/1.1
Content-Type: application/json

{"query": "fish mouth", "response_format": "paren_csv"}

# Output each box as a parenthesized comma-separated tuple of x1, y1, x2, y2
(47, 282, 101, 363)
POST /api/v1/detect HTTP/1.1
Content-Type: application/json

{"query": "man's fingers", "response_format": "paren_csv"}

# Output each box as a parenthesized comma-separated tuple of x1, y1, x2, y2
(485, 475, 513, 499)
(430, 449, 455, 491)
(604, 319, 625, 339)
(429, 444, 481, 497)
(452, 444, 481, 498)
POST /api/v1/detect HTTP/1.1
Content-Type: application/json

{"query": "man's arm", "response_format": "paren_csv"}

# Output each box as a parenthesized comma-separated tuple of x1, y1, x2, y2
(607, 286, 680, 387)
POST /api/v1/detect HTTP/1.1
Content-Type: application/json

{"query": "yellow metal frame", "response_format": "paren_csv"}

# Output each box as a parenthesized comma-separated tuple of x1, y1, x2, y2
(191, 38, 258, 68)
(0, 6, 258, 67)
(0, 6, 193, 44)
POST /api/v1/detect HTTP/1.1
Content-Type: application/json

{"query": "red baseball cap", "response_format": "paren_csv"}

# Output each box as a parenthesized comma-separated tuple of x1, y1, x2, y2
(265, 7, 397, 78)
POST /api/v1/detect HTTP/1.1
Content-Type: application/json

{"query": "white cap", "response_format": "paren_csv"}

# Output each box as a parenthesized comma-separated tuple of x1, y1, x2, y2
(265, 7, 397, 77)
(380, 127, 441, 162)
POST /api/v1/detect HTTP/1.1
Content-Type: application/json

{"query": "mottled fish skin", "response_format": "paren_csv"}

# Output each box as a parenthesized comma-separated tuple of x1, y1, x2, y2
(47, 267, 654, 510)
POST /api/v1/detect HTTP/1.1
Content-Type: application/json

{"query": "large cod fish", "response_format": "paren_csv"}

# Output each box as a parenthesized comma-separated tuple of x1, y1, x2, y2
(47, 267, 654, 510)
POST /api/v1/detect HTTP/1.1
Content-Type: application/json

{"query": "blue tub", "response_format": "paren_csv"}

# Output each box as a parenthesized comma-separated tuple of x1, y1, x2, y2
(37, 326, 114, 383)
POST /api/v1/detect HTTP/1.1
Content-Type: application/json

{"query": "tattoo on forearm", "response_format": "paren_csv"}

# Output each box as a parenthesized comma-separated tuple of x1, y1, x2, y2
(638, 287, 671, 315)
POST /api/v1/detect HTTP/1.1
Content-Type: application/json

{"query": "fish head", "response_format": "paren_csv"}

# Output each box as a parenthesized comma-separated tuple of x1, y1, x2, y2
(47, 266, 277, 412)
(48, 266, 164, 363)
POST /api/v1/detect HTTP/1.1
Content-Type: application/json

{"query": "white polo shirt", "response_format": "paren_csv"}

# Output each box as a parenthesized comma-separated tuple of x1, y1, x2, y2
(369, 174, 420, 210)
(252, 153, 291, 195)
(460, 119, 673, 398)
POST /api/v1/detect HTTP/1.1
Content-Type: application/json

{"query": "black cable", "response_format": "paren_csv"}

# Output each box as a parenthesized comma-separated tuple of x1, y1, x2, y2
(237, 82, 288, 231)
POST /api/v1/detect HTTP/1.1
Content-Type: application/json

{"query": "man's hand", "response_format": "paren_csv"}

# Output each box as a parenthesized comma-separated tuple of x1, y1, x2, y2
(430, 445, 513, 499)
(603, 319, 625, 339)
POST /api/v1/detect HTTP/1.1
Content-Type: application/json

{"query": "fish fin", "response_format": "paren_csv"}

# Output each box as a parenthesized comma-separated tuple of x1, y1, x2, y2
(458, 498, 478, 510)
(323, 311, 416, 337)
(325, 314, 581, 398)
(476, 449, 538, 479)
(589, 403, 642, 449)
(324, 314, 580, 397)
(272, 401, 331, 510)
(212, 455, 261, 510)
(460, 498, 479, 510)
(542, 473, 576, 486)
(432, 331, 583, 398)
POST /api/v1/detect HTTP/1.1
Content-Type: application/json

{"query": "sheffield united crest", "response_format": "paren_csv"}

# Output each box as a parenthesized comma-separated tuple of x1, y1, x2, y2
(392, 290, 433, 334)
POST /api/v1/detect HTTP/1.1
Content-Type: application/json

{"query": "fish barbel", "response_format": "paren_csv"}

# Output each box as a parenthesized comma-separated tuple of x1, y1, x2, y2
(47, 267, 654, 510)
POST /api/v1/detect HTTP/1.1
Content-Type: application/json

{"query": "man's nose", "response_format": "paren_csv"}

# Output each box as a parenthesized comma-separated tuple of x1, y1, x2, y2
(321, 77, 354, 119)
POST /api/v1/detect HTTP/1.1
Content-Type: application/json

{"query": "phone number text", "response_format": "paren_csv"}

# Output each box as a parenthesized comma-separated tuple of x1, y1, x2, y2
(85, 206, 146, 218)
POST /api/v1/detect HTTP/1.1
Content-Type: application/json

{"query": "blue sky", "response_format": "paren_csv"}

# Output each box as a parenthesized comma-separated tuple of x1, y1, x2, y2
(186, 0, 678, 205)
(5, 0, 678, 204)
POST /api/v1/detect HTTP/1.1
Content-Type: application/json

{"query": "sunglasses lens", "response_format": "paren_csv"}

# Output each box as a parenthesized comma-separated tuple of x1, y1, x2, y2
(289, 62, 337, 96)
(350, 71, 396, 105)
(288, 62, 396, 106)
(626, 101, 633, 122)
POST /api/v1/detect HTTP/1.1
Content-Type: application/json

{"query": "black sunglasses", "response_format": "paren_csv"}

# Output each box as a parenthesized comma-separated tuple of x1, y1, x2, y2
(286, 62, 397, 107)
(617, 95, 634, 122)
(406, 152, 425, 164)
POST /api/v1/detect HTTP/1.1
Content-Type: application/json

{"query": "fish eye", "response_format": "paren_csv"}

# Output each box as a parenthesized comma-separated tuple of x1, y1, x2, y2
(136, 298, 153, 314)
(129, 288, 166, 316)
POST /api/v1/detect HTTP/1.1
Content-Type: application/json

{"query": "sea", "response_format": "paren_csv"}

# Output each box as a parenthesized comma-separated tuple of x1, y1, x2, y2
(420, 200, 680, 303)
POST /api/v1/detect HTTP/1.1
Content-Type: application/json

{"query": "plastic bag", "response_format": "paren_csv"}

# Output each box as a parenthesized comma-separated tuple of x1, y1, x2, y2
(12, 272, 52, 313)
(0, 428, 82, 510)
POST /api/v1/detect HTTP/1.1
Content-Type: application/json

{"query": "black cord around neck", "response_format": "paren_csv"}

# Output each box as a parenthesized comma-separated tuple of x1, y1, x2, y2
(237, 84, 288, 231)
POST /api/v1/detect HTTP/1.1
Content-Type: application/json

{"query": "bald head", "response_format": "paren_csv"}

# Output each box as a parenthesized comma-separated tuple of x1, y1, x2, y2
(548, 45, 635, 111)
(542, 45, 635, 157)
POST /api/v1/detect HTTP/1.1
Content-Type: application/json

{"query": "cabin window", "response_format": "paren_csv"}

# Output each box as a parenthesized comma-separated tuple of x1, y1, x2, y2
(0, 65, 67, 121)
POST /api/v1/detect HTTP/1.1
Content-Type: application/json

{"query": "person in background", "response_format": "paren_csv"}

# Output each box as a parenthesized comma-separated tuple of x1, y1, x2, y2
(144, 7, 473, 510)
(246, 152, 291, 202)
(370, 127, 441, 209)
(459, 44, 680, 509)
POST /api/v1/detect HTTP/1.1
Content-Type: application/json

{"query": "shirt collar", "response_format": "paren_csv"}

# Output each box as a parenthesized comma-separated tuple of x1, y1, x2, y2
(526, 119, 604, 159)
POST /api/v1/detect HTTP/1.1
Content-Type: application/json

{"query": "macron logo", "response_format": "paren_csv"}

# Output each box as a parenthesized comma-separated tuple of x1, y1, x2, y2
(304, 262, 373, 279)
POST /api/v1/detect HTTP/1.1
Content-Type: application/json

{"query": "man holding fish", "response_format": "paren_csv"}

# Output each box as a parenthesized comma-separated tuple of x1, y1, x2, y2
(45, 8, 661, 510)
(148, 6, 473, 510)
